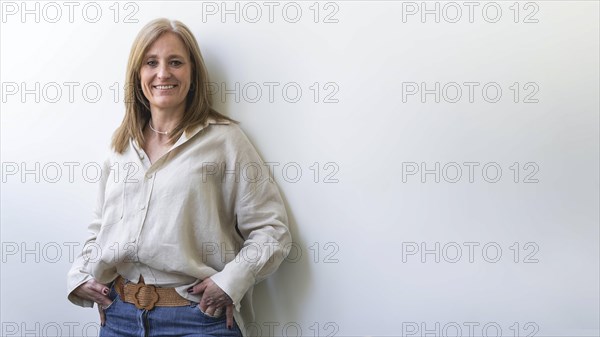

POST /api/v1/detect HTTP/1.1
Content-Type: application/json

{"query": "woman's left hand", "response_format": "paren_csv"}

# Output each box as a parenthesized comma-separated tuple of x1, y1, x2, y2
(188, 278, 234, 329)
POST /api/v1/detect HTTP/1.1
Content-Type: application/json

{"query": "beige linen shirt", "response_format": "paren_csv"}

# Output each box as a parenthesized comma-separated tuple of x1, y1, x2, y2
(66, 116, 291, 336)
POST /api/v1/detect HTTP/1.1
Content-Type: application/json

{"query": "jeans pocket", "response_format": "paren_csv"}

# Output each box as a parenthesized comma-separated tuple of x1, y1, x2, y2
(101, 282, 119, 312)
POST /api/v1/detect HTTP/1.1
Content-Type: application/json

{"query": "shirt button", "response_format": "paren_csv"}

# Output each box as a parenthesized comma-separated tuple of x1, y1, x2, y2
(140, 205, 146, 210)
(139, 154, 145, 160)
(145, 173, 153, 179)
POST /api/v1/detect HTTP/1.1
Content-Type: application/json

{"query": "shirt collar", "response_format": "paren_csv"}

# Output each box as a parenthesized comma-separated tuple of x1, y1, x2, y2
(131, 116, 231, 152)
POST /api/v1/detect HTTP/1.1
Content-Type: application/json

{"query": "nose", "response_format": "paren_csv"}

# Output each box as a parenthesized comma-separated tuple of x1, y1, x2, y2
(157, 63, 171, 80)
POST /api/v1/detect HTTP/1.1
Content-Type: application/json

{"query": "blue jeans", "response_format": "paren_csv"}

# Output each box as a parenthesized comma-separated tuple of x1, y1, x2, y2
(100, 280, 243, 337)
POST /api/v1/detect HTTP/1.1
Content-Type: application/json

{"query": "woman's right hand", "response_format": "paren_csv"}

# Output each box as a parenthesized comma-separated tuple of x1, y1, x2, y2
(73, 279, 112, 307)
(73, 279, 112, 326)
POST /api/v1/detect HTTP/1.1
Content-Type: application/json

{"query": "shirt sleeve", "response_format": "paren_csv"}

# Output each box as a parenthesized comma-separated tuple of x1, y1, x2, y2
(66, 156, 111, 308)
(210, 126, 292, 312)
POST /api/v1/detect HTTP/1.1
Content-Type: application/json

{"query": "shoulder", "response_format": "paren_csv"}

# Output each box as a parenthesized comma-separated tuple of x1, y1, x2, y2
(206, 118, 252, 146)
(210, 121, 266, 164)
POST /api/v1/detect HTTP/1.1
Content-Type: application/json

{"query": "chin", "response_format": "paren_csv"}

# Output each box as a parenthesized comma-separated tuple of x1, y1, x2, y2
(151, 100, 185, 110)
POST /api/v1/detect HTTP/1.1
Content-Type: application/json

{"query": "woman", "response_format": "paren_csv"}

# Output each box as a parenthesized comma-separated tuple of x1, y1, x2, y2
(67, 18, 291, 337)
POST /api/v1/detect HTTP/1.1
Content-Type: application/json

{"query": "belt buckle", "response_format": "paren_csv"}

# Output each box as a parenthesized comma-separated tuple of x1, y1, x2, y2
(131, 282, 159, 310)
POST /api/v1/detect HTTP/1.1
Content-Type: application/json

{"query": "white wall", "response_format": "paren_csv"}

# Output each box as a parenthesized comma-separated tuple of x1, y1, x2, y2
(1, 1, 598, 336)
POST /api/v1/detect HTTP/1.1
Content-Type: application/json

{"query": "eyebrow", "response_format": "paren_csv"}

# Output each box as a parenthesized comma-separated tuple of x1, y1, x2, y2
(144, 54, 185, 59)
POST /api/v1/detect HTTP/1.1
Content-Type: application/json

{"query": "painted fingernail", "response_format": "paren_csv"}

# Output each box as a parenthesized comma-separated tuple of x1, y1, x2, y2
(102, 288, 109, 295)
(187, 288, 193, 293)
(228, 325, 232, 330)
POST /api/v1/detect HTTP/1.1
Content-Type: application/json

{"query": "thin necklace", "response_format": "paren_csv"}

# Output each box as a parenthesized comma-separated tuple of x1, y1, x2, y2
(148, 119, 171, 135)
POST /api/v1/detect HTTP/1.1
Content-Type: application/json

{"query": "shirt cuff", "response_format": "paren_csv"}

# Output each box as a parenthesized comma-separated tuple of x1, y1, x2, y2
(67, 271, 94, 308)
(210, 261, 256, 312)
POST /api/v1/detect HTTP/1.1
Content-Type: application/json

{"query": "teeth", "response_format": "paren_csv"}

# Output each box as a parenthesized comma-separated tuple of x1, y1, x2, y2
(155, 85, 175, 89)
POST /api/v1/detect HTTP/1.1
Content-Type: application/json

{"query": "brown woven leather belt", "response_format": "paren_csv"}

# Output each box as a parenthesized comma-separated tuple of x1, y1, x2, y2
(114, 275, 191, 310)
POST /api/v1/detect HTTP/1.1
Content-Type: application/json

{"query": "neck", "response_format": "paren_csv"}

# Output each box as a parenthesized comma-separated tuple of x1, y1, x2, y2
(148, 108, 184, 136)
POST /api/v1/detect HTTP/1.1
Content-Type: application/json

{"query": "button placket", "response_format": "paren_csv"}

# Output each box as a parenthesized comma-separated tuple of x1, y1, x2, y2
(135, 170, 155, 242)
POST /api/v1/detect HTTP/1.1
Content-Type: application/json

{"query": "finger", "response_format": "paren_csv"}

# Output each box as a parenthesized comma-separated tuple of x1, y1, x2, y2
(199, 292, 215, 310)
(196, 302, 207, 316)
(204, 305, 216, 316)
(196, 280, 208, 295)
(90, 290, 112, 308)
(226, 304, 234, 329)
(76, 287, 111, 306)
(98, 295, 112, 307)
(198, 300, 209, 313)
(90, 280, 109, 296)
(202, 283, 225, 301)
(74, 280, 107, 302)
(187, 280, 207, 295)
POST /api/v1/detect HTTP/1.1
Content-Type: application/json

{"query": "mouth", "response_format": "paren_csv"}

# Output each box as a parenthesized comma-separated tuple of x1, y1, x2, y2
(153, 84, 178, 90)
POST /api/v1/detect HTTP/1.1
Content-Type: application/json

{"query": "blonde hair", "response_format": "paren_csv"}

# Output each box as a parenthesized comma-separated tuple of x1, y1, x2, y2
(111, 18, 237, 153)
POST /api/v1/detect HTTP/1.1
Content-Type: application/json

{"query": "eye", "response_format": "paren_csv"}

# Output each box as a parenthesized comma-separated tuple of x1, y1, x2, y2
(170, 60, 183, 67)
(146, 60, 158, 67)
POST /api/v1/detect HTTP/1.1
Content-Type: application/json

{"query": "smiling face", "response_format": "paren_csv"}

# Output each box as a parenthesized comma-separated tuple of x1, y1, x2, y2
(139, 32, 192, 114)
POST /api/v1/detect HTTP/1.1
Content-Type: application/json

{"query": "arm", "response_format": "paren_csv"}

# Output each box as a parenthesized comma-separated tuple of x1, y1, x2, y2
(210, 177, 291, 311)
(66, 156, 112, 308)
(210, 126, 292, 312)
